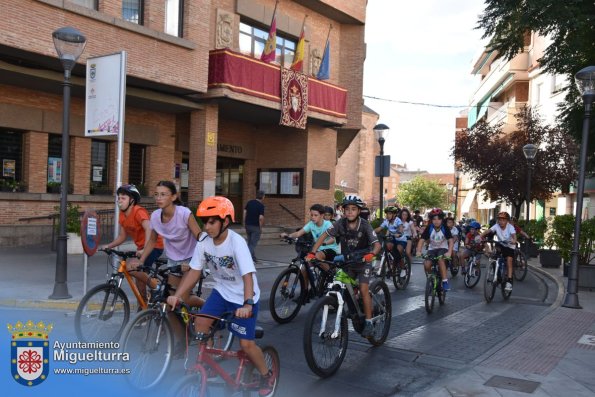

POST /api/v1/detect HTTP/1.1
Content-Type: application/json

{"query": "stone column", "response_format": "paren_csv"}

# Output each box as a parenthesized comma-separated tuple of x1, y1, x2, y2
(70, 137, 91, 195)
(23, 131, 48, 193)
(188, 105, 218, 202)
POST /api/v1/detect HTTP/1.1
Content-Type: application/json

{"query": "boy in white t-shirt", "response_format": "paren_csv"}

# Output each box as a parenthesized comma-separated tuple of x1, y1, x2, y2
(480, 211, 517, 292)
(167, 196, 275, 396)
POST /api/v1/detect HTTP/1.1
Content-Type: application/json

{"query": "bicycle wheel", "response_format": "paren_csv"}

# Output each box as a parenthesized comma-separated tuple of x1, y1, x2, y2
(449, 257, 459, 278)
(394, 256, 411, 290)
(120, 309, 174, 389)
(242, 345, 281, 397)
(170, 372, 208, 397)
(484, 262, 497, 303)
(514, 251, 528, 281)
(75, 283, 130, 342)
(424, 275, 436, 313)
(367, 281, 392, 346)
(303, 295, 348, 378)
(438, 283, 446, 305)
(269, 267, 305, 324)
(464, 259, 481, 289)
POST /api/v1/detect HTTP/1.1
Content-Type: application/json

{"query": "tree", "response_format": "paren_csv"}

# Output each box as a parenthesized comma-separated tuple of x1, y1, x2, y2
(397, 176, 447, 212)
(453, 106, 578, 218)
(334, 188, 345, 204)
(476, 0, 595, 166)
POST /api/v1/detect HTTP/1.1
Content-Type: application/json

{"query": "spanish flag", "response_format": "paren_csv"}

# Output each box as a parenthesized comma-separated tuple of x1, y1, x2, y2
(260, 16, 277, 63)
(290, 25, 305, 71)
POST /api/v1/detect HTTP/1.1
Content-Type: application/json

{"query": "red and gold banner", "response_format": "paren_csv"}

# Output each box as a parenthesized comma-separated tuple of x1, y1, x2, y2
(280, 68, 308, 129)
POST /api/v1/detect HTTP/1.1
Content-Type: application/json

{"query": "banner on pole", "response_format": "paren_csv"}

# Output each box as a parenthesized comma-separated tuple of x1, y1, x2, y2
(280, 68, 308, 129)
(85, 52, 127, 136)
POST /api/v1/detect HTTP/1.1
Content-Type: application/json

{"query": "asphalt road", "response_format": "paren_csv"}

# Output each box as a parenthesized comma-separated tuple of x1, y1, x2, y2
(2, 256, 557, 397)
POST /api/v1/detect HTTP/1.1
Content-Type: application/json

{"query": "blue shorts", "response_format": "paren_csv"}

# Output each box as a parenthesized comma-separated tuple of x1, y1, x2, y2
(144, 248, 163, 268)
(200, 288, 259, 340)
(393, 240, 407, 249)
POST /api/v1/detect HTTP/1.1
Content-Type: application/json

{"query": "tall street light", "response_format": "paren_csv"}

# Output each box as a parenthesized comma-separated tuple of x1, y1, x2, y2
(523, 144, 538, 258)
(374, 123, 390, 213)
(446, 183, 453, 213)
(563, 65, 595, 309)
(49, 27, 87, 300)
(453, 169, 461, 220)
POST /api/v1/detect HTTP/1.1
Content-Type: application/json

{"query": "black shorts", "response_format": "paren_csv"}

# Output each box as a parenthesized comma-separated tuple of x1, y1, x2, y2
(346, 263, 373, 284)
(501, 246, 515, 259)
(319, 249, 337, 261)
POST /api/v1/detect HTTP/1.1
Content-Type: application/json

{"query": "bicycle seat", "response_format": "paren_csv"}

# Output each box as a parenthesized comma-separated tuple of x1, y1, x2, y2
(255, 326, 264, 339)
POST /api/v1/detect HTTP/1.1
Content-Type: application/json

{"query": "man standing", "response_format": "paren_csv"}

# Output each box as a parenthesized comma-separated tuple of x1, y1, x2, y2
(244, 190, 265, 262)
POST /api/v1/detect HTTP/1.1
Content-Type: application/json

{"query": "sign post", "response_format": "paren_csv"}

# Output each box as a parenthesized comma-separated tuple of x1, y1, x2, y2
(81, 209, 101, 293)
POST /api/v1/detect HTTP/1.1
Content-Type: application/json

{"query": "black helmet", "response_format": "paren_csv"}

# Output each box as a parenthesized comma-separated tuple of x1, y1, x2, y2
(116, 184, 141, 204)
(342, 195, 364, 209)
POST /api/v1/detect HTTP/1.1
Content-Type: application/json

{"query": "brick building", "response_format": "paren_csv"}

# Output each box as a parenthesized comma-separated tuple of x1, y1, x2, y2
(0, 0, 367, 245)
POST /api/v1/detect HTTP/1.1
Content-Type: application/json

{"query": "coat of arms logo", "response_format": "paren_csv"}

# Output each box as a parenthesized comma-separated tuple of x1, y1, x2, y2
(8, 320, 53, 386)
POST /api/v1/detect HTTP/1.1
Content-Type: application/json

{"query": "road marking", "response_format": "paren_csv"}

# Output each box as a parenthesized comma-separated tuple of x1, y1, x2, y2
(577, 334, 595, 346)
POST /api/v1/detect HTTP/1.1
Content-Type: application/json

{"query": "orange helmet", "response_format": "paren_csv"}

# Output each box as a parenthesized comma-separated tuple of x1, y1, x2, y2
(197, 196, 235, 222)
(497, 211, 510, 220)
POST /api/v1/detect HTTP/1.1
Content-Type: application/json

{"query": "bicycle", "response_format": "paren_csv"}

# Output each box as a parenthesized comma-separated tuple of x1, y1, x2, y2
(74, 248, 164, 342)
(513, 242, 529, 281)
(484, 242, 513, 303)
(269, 236, 335, 324)
(463, 249, 483, 289)
(119, 268, 234, 390)
(303, 252, 392, 378)
(170, 311, 280, 397)
(422, 254, 449, 313)
(374, 235, 410, 290)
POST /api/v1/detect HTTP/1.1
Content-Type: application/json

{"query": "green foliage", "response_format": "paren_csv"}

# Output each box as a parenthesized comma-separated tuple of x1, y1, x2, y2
(453, 106, 578, 207)
(54, 203, 81, 234)
(476, 0, 595, 167)
(518, 219, 547, 243)
(544, 215, 595, 265)
(397, 176, 446, 211)
(370, 218, 382, 230)
(334, 189, 345, 204)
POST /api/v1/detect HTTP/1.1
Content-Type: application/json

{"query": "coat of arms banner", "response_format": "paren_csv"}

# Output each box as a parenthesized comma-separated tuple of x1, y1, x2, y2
(280, 68, 308, 129)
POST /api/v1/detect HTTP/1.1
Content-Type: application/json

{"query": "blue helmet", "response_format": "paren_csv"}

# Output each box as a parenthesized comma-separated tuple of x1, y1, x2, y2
(470, 221, 481, 229)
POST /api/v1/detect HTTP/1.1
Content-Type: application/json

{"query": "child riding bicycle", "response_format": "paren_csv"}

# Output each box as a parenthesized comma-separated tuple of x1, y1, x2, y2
(416, 208, 454, 291)
(458, 221, 485, 274)
(307, 195, 381, 337)
(166, 196, 274, 396)
(480, 211, 517, 292)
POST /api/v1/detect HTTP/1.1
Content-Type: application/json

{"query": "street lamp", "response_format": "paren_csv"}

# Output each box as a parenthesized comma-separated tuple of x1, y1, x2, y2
(446, 183, 453, 212)
(453, 169, 461, 220)
(563, 65, 595, 309)
(49, 27, 87, 300)
(374, 123, 390, 212)
(523, 143, 538, 259)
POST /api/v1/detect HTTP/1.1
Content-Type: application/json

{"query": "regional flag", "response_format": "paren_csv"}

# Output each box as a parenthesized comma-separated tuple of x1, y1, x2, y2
(260, 17, 277, 63)
(290, 25, 305, 71)
(317, 40, 330, 80)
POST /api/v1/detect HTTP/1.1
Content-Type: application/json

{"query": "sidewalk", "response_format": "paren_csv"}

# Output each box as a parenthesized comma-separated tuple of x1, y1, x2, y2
(0, 241, 294, 310)
(416, 259, 595, 396)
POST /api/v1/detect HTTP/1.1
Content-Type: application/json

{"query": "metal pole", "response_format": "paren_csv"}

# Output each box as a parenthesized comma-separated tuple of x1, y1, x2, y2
(453, 176, 460, 220)
(379, 137, 385, 213)
(113, 51, 127, 241)
(50, 73, 73, 299)
(525, 161, 532, 257)
(563, 94, 593, 309)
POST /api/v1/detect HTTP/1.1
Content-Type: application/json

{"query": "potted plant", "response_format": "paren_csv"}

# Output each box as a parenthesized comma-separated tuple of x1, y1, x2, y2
(540, 215, 568, 268)
(519, 219, 546, 257)
(47, 181, 61, 193)
(577, 217, 595, 288)
(55, 203, 83, 254)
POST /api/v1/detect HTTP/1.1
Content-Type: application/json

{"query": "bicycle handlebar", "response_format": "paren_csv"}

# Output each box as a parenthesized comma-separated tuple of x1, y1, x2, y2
(99, 247, 138, 258)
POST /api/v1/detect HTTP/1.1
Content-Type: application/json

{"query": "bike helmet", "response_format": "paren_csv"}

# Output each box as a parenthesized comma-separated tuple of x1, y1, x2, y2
(384, 206, 398, 214)
(497, 211, 510, 220)
(341, 195, 365, 209)
(116, 184, 141, 204)
(470, 221, 481, 229)
(196, 196, 235, 222)
(428, 207, 445, 220)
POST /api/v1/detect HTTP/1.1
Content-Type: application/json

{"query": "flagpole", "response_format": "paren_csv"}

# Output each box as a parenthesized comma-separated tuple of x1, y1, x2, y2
(323, 24, 333, 52)
(269, 0, 279, 28)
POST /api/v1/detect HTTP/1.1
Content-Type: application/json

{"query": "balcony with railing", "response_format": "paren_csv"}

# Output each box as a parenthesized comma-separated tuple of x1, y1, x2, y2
(486, 101, 527, 132)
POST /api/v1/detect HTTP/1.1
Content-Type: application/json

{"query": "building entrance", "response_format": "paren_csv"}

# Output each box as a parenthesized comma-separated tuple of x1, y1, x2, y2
(216, 157, 244, 223)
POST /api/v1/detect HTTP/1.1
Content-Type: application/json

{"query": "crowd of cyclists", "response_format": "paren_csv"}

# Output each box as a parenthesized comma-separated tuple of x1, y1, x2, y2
(93, 182, 532, 395)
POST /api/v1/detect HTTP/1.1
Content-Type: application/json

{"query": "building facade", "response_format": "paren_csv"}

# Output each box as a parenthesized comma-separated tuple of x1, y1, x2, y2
(0, 0, 367, 245)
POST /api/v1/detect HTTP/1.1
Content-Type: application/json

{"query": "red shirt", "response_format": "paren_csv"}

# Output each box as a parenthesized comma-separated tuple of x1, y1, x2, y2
(465, 232, 484, 251)
(119, 206, 164, 250)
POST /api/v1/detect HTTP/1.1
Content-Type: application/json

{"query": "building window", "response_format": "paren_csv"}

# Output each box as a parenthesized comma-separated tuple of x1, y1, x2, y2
(0, 129, 23, 192)
(239, 22, 296, 67)
(128, 144, 146, 189)
(47, 135, 63, 190)
(123, 0, 144, 25)
(165, 0, 184, 37)
(91, 140, 110, 194)
(69, 0, 97, 9)
(258, 168, 303, 197)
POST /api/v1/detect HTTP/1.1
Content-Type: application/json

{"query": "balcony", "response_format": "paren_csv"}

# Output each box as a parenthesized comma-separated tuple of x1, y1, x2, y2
(486, 101, 527, 133)
(204, 49, 347, 125)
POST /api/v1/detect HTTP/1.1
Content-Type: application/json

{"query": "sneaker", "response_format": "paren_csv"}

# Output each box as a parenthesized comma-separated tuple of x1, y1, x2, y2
(361, 321, 374, 337)
(505, 281, 513, 292)
(400, 268, 407, 278)
(259, 370, 275, 397)
(442, 280, 450, 291)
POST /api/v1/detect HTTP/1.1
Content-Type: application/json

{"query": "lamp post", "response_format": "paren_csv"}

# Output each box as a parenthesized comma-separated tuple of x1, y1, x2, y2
(49, 27, 87, 300)
(563, 65, 595, 309)
(453, 169, 461, 220)
(374, 123, 390, 213)
(523, 144, 538, 259)
(446, 183, 453, 213)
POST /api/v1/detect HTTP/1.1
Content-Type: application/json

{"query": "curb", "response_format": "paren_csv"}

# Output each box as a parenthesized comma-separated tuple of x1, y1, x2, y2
(526, 258, 566, 308)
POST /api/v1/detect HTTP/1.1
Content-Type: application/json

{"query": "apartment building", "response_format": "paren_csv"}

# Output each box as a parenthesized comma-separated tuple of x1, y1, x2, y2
(0, 0, 367, 245)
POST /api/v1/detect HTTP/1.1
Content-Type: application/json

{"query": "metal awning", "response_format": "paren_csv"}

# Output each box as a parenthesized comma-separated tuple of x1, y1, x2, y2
(461, 189, 476, 214)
